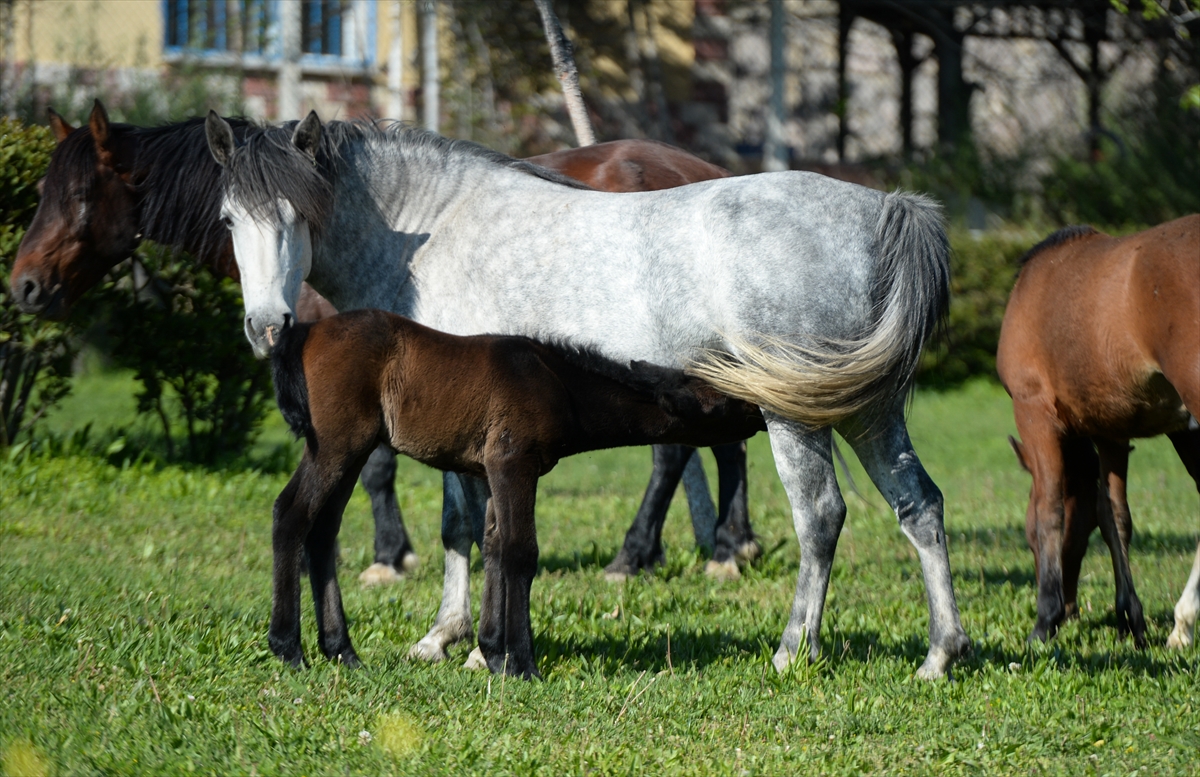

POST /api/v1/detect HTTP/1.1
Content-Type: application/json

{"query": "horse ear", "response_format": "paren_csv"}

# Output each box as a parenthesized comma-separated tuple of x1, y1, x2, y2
(205, 110, 236, 168)
(1008, 435, 1031, 473)
(292, 110, 322, 161)
(89, 99, 113, 167)
(47, 107, 75, 143)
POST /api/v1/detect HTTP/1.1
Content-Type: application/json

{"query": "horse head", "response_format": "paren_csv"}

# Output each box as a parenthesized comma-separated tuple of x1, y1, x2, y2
(208, 110, 324, 358)
(10, 100, 142, 318)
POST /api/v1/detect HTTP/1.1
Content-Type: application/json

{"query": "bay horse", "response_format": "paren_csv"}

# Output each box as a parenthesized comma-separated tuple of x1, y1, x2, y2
(268, 308, 765, 676)
(997, 216, 1200, 647)
(209, 111, 969, 679)
(7, 100, 753, 587)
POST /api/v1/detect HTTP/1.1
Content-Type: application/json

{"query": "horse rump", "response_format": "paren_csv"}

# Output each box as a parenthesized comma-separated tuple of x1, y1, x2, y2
(270, 322, 316, 443)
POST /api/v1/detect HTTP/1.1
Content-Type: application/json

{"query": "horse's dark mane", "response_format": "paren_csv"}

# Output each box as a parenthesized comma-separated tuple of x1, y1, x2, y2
(223, 120, 591, 235)
(134, 117, 256, 264)
(1018, 225, 1099, 267)
(47, 117, 256, 270)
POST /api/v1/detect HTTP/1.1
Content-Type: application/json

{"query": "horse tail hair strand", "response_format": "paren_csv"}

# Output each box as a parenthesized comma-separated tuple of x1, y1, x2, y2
(687, 190, 949, 427)
(270, 323, 317, 444)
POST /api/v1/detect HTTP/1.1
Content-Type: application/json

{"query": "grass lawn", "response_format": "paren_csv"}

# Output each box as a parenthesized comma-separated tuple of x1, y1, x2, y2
(1, 378, 1197, 775)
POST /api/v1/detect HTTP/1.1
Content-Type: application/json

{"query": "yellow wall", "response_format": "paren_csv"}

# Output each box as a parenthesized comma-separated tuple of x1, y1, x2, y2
(13, 0, 164, 70)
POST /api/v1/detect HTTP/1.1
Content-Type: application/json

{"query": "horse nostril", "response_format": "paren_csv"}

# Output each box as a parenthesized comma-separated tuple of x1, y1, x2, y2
(282, 313, 293, 329)
(21, 278, 39, 304)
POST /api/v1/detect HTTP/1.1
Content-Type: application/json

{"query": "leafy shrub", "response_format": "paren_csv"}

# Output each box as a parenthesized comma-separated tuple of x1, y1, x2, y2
(917, 231, 1034, 389)
(0, 119, 75, 447)
(1042, 78, 1200, 228)
(93, 244, 273, 465)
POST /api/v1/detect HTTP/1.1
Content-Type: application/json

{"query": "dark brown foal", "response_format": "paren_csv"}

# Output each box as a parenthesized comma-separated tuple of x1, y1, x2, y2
(998, 215, 1200, 646)
(268, 309, 765, 676)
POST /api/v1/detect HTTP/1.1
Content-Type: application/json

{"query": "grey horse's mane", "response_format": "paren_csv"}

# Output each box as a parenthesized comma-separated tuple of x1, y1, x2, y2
(223, 119, 591, 235)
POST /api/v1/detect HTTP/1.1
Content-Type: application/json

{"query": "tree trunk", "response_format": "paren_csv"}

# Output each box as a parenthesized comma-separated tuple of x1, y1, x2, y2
(763, 0, 788, 171)
(535, 0, 595, 146)
(421, 0, 439, 132)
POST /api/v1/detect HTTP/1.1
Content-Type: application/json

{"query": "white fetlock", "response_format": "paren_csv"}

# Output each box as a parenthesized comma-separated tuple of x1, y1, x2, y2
(705, 559, 741, 581)
(400, 552, 420, 573)
(463, 647, 488, 670)
(359, 562, 403, 587)
(604, 570, 632, 583)
(916, 648, 953, 680)
(1167, 625, 1192, 650)
(408, 635, 448, 663)
(772, 644, 799, 674)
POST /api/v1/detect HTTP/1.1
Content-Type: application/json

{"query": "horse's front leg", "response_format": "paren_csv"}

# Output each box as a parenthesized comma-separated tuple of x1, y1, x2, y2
(307, 462, 368, 667)
(842, 411, 970, 678)
(270, 454, 318, 668)
(765, 418, 846, 672)
(1167, 427, 1200, 650)
(409, 472, 488, 662)
(1094, 439, 1147, 647)
(479, 459, 541, 679)
(1169, 542, 1200, 650)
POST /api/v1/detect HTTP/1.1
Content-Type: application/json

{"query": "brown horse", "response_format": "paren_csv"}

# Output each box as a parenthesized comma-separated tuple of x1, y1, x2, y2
(8, 101, 751, 584)
(998, 216, 1200, 647)
(268, 308, 765, 676)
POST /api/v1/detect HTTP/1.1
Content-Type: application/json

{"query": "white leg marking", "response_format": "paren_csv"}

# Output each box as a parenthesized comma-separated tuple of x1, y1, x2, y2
(1168, 543, 1200, 650)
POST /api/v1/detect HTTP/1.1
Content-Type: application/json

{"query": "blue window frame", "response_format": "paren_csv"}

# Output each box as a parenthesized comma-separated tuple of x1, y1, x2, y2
(163, 0, 374, 68)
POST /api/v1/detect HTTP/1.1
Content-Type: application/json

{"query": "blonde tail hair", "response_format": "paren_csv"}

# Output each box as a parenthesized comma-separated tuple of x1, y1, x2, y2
(687, 191, 949, 427)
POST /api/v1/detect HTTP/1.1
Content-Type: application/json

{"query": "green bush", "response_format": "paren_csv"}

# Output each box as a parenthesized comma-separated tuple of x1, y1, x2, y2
(1042, 80, 1200, 228)
(0, 119, 76, 447)
(917, 230, 1034, 389)
(93, 244, 273, 465)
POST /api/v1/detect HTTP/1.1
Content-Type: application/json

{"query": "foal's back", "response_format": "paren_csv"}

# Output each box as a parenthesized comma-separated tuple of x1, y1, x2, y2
(998, 215, 1199, 437)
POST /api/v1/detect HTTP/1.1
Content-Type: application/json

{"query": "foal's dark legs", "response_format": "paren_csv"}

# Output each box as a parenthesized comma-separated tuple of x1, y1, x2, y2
(270, 448, 367, 668)
(1060, 440, 1100, 620)
(359, 444, 418, 585)
(478, 461, 541, 679)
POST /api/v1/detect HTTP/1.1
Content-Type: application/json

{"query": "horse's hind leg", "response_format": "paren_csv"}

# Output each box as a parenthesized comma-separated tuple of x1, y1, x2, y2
(306, 463, 367, 667)
(1167, 425, 1200, 649)
(269, 462, 310, 668)
(604, 445, 690, 580)
(841, 412, 970, 679)
(409, 472, 488, 662)
(711, 441, 761, 577)
(358, 445, 418, 586)
(765, 419, 846, 672)
(1094, 438, 1147, 647)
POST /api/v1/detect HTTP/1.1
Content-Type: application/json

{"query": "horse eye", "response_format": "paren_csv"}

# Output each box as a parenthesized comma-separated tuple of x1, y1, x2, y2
(220, 215, 233, 229)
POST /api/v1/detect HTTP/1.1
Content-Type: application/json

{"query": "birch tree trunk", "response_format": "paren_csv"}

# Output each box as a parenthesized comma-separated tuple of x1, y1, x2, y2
(534, 0, 595, 146)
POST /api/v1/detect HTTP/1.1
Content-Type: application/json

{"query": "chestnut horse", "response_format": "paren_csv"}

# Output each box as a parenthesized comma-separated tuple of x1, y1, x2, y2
(269, 308, 765, 676)
(8, 101, 751, 584)
(998, 216, 1200, 647)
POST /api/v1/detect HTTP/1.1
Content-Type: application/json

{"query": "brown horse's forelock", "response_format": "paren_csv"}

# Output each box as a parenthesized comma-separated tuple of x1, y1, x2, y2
(1017, 224, 1099, 268)
(35, 117, 256, 270)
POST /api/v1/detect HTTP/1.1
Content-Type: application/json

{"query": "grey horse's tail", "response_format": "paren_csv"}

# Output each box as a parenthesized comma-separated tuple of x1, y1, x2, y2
(687, 190, 949, 427)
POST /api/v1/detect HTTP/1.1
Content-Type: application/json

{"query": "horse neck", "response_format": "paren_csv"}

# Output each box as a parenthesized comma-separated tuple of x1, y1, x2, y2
(309, 140, 512, 305)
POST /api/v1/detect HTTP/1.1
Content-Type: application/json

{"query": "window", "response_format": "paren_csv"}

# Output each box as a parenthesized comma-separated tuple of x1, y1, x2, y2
(163, 0, 374, 69)
(164, 0, 272, 57)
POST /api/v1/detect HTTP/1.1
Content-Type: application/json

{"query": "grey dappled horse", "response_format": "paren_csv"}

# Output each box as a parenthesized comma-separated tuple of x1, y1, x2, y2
(208, 112, 970, 678)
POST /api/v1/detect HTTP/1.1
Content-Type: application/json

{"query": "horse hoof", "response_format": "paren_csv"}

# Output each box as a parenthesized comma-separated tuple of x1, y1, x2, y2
(463, 647, 488, 670)
(1167, 627, 1192, 650)
(705, 559, 740, 581)
(335, 651, 363, 669)
(604, 569, 632, 583)
(400, 552, 420, 573)
(359, 562, 403, 587)
(408, 637, 448, 663)
(735, 540, 763, 564)
(771, 644, 799, 674)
